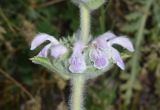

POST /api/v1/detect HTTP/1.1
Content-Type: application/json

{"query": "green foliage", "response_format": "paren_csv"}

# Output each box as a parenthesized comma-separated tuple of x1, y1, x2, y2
(117, 0, 160, 109)
(30, 56, 69, 79)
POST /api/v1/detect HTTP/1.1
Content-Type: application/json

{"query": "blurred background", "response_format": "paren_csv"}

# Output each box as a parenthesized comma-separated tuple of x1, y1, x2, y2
(0, 0, 160, 110)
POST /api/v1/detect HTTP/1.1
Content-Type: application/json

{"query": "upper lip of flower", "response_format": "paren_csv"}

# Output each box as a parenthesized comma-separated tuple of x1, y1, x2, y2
(30, 33, 59, 50)
(30, 33, 67, 58)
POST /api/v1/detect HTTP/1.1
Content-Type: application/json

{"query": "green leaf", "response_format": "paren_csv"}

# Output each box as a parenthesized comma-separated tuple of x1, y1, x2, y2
(72, 0, 106, 10)
(84, 0, 106, 10)
(30, 57, 70, 80)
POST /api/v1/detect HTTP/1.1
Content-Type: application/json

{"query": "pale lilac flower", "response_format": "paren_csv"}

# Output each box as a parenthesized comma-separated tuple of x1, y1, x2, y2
(90, 31, 134, 70)
(69, 41, 86, 73)
(31, 33, 67, 58)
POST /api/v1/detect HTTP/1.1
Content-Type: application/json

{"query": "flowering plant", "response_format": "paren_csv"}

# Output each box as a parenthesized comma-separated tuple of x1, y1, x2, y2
(30, 0, 134, 110)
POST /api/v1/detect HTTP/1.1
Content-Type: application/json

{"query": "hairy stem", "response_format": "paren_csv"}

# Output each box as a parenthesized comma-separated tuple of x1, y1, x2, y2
(69, 3, 90, 110)
(80, 3, 90, 44)
(70, 76, 85, 110)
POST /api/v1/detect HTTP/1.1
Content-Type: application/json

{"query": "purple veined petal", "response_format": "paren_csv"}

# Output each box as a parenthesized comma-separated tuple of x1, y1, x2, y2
(110, 47, 125, 70)
(108, 36, 134, 52)
(31, 33, 59, 50)
(37, 44, 51, 57)
(68, 41, 86, 73)
(69, 54, 86, 73)
(92, 31, 116, 49)
(50, 44, 67, 58)
(89, 48, 109, 69)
